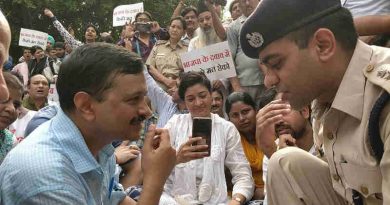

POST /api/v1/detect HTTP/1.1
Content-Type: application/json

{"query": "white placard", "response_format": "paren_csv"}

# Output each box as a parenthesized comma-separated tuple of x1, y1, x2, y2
(113, 3, 144, 27)
(18, 28, 48, 50)
(181, 41, 237, 81)
(48, 84, 59, 102)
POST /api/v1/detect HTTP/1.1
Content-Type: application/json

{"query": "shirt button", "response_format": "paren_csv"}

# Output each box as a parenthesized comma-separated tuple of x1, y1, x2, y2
(327, 133, 334, 140)
(366, 64, 374, 72)
(332, 174, 340, 182)
(361, 186, 369, 195)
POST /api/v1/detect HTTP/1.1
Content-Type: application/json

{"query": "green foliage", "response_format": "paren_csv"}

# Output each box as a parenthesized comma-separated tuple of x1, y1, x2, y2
(0, 0, 198, 61)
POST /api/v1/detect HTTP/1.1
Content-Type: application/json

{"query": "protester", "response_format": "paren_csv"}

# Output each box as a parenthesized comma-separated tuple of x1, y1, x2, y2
(229, 0, 242, 21)
(225, 92, 265, 200)
(227, 0, 264, 106)
(12, 47, 32, 87)
(0, 43, 177, 204)
(210, 88, 225, 118)
(132, 11, 169, 62)
(240, 0, 390, 204)
(44, 8, 98, 49)
(161, 71, 254, 204)
(22, 74, 50, 111)
(188, 0, 226, 51)
(0, 72, 23, 164)
(147, 16, 188, 91)
(144, 67, 187, 128)
(27, 46, 47, 77)
(174, 5, 199, 44)
(54, 41, 66, 61)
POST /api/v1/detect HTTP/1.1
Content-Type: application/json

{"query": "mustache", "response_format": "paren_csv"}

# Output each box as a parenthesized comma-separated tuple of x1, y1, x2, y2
(275, 123, 292, 133)
(129, 115, 146, 125)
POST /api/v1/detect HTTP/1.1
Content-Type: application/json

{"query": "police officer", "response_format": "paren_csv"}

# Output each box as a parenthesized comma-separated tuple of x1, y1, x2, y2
(146, 16, 188, 91)
(239, 0, 390, 204)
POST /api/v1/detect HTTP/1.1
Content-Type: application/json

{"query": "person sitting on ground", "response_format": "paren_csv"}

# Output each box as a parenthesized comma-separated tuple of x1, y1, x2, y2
(161, 71, 254, 204)
(0, 43, 177, 205)
(225, 91, 265, 200)
(0, 72, 23, 164)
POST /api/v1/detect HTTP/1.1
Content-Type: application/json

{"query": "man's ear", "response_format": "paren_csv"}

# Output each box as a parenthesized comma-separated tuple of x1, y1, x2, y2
(73, 91, 96, 121)
(300, 106, 310, 120)
(312, 28, 336, 62)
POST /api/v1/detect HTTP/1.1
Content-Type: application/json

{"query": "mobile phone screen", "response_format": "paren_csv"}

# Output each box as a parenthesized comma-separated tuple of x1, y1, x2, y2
(192, 117, 212, 156)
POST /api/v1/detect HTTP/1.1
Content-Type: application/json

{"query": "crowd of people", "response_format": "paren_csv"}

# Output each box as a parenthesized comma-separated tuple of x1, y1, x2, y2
(0, 0, 390, 204)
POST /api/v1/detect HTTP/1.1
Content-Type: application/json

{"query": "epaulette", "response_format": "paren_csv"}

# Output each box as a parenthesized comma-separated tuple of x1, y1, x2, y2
(364, 64, 390, 93)
(364, 64, 390, 164)
(156, 40, 168, 46)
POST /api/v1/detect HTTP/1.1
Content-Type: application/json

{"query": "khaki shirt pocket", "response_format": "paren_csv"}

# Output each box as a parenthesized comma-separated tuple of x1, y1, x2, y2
(340, 162, 382, 198)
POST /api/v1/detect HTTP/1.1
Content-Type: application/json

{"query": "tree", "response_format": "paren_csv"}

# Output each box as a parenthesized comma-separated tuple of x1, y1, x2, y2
(0, 0, 198, 61)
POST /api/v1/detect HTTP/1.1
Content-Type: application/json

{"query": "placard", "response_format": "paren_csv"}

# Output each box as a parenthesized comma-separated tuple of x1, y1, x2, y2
(113, 3, 144, 27)
(181, 41, 237, 81)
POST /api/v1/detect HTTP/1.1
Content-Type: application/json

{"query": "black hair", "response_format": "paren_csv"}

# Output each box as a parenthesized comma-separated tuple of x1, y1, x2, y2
(57, 43, 144, 112)
(30, 45, 43, 55)
(258, 87, 277, 109)
(211, 88, 223, 100)
(85, 23, 99, 34)
(286, 7, 357, 52)
(54, 42, 65, 49)
(27, 74, 49, 86)
(225, 92, 256, 114)
(229, 0, 239, 15)
(135, 11, 153, 22)
(4, 71, 23, 94)
(170, 16, 187, 31)
(178, 71, 211, 101)
(181, 6, 198, 17)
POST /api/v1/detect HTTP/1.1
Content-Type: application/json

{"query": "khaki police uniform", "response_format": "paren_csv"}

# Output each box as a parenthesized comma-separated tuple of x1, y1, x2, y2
(266, 41, 390, 205)
(146, 40, 188, 90)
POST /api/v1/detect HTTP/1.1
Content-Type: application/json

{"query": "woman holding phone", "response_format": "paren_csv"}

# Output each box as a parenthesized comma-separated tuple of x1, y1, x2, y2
(162, 72, 254, 205)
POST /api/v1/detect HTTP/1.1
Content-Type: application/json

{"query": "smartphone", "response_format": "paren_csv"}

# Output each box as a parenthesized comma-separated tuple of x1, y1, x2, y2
(192, 117, 212, 156)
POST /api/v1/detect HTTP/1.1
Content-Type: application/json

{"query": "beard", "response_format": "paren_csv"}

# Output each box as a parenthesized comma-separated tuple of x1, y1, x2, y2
(194, 26, 221, 48)
(275, 122, 305, 140)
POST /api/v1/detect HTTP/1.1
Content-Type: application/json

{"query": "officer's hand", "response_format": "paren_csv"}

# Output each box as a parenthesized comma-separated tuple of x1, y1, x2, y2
(256, 99, 290, 158)
(44, 8, 54, 18)
(278, 134, 296, 149)
(176, 137, 209, 164)
(142, 125, 176, 187)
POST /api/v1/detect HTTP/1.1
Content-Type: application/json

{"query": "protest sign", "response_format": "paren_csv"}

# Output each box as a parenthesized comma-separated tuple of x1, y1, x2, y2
(113, 3, 144, 27)
(181, 41, 237, 81)
(19, 28, 48, 50)
(48, 84, 59, 102)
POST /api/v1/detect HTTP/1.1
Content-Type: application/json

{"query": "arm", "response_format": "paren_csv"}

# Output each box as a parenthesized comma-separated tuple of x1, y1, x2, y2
(255, 100, 290, 158)
(354, 15, 390, 36)
(205, 0, 226, 41)
(227, 25, 242, 92)
(148, 65, 176, 89)
(172, 0, 185, 19)
(224, 125, 254, 202)
(143, 67, 173, 115)
(44, 8, 83, 49)
(137, 125, 177, 205)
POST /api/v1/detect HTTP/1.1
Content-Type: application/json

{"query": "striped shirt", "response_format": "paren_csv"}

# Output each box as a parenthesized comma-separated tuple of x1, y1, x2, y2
(144, 68, 186, 128)
(0, 108, 125, 205)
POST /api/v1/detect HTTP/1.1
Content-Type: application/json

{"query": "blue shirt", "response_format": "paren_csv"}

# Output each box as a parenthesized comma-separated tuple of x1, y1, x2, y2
(0, 108, 125, 205)
(144, 68, 185, 128)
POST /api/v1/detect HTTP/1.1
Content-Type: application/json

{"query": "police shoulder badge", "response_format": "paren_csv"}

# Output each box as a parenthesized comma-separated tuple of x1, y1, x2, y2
(246, 32, 264, 48)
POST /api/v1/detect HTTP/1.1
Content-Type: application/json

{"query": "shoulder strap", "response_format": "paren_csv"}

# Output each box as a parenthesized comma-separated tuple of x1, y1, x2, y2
(368, 91, 389, 164)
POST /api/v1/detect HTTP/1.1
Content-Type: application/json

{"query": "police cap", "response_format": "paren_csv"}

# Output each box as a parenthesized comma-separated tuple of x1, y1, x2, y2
(240, 0, 342, 59)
